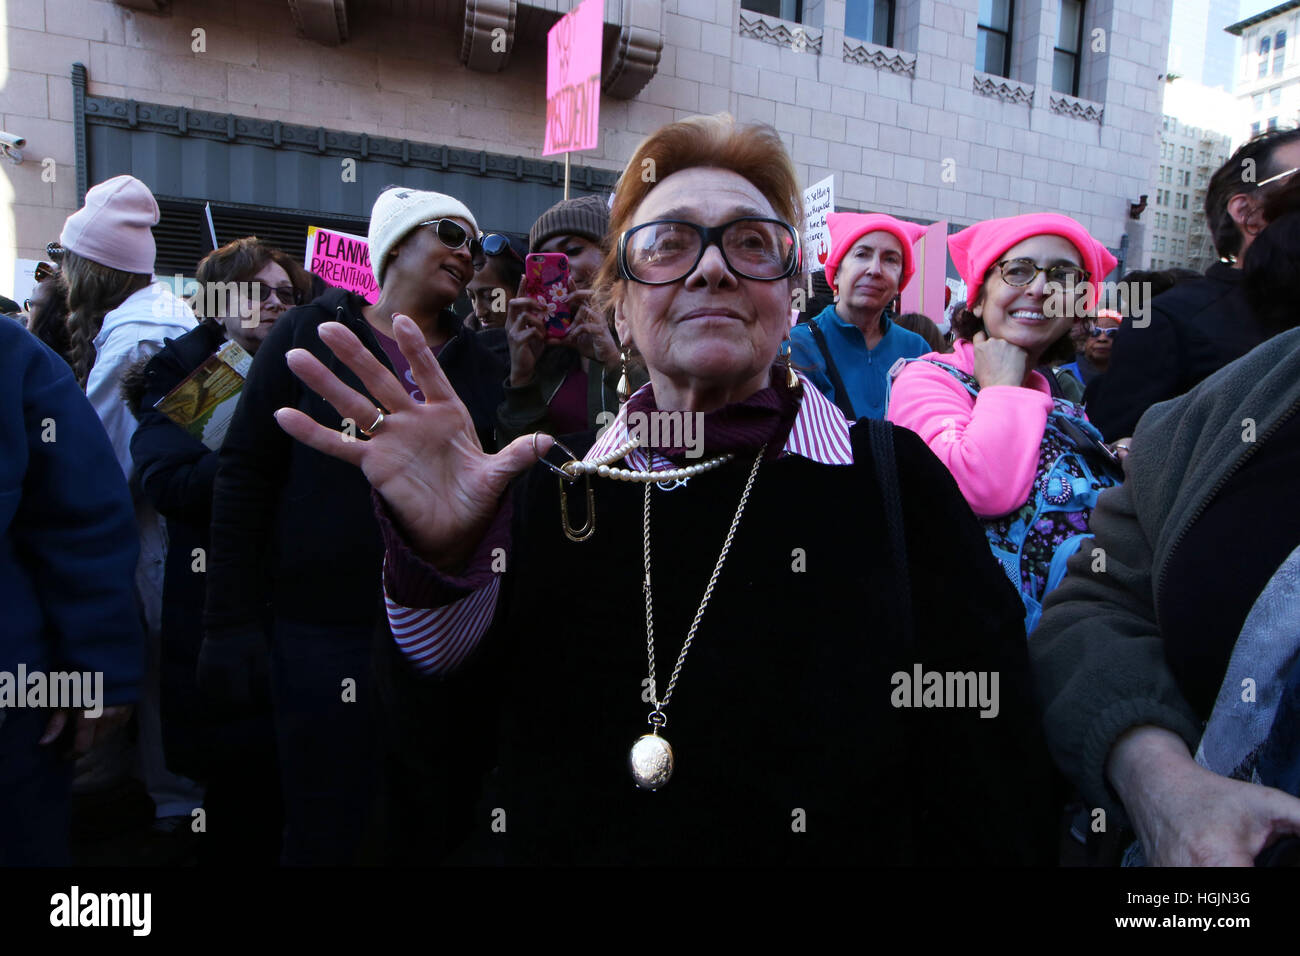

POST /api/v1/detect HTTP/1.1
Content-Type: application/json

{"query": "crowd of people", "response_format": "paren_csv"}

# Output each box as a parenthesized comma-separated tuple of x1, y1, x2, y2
(4, 113, 1300, 867)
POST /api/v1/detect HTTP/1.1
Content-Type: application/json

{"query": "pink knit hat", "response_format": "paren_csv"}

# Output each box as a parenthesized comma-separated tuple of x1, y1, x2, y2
(948, 213, 1118, 311)
(824, 212, 928, 293)
(60, 175, 159, 275)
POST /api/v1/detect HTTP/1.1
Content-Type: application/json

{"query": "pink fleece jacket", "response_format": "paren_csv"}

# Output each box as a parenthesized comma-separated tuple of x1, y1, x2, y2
(887, 340, 1054, 518)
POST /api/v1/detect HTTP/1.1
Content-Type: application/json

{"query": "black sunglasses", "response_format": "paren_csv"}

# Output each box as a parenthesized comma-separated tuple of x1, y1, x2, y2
(480, 233, 524, 264)
(34, 261, 57, 283)
(419, 218, 483, 267)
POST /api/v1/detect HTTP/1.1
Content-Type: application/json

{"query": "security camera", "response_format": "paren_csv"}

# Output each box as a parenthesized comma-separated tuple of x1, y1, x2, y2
(0, 131, 25, 165)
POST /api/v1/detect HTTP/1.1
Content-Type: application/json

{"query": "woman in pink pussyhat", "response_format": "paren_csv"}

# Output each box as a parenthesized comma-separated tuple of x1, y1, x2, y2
(788, 211, 932, 420)
(888, 212, 1124, 634)
(58, 174, 202, 822)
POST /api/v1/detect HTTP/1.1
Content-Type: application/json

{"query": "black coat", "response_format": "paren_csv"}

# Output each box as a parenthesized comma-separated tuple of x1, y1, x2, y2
(1085, 264, 1269, 441)
(128, 321, 230, 778)
(205, 288, 506, 636)
(392, 424, 1058, 865)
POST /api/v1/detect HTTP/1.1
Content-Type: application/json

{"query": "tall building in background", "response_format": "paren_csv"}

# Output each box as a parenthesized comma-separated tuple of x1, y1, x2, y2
(1169, 0, 1241, 89)
(1148, 114, 1233, 271)
(1229, 1, 1300, 141)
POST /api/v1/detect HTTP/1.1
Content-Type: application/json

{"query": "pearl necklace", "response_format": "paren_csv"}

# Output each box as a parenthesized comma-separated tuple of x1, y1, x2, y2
(559, 437, 735, 484)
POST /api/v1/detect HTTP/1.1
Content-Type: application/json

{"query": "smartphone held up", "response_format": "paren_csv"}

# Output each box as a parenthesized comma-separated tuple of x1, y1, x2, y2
(523, 253, 575, 338)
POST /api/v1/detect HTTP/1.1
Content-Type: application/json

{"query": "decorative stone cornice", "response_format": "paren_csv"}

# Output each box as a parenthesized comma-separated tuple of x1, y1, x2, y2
(738, 11, 822, 55)
(602, 0, 664, 99)
(1049, 92, 1104, 124)
(842, 38, 916, 76)
(286, 0, 349, 46)
(460, 0, 517, 72)
(973, 71, 1034, 106)
(79, 90, 621, 190)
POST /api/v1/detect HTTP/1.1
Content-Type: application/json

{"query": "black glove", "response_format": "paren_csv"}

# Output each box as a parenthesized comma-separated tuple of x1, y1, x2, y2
(197, 627, 272, 715)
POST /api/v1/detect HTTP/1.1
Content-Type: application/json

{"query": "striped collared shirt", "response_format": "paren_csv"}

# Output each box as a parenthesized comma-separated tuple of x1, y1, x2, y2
(386, 372, 854, 675)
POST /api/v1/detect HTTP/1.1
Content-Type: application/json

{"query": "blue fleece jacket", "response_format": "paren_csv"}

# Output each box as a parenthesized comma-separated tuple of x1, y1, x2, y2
(0, 318, 143, 706)
(789, 304, 931, 420)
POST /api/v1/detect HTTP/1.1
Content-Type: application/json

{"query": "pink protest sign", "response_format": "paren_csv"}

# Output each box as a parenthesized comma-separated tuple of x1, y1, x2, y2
(898, 220, 949, 325)
(304, 225, 379, 304)
(543, 0, 603, 156)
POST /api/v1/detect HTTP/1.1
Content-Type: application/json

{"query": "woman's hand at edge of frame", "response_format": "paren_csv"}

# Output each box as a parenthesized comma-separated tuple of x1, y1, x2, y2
(1107, 724, 1300, 866)
(273, 314, 550, 571)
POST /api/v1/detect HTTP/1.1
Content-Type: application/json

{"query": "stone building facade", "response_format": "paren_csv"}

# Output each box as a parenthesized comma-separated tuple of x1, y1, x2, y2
(3, 0, 1171, 297)
(1148, 112, 1232, 272)
(1229, 1, 1300, 143)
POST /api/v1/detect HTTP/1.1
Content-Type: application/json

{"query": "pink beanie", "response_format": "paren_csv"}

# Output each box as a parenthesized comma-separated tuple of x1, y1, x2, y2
(60, 175, 159, 275)
(948, 213, 1118, 311)
(824, 212, 928, 293)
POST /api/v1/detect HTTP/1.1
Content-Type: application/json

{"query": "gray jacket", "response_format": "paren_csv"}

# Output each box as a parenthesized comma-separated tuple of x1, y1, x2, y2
(1030, 326, 1300, 823)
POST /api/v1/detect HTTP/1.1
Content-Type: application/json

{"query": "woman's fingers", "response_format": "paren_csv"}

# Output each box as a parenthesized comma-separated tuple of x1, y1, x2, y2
(972, 331, 987, 346)
(274, 407, 366, 467)
(390, 314, 458, 406)
(318, 321, 414, 414)
(285, 348, 386, 431)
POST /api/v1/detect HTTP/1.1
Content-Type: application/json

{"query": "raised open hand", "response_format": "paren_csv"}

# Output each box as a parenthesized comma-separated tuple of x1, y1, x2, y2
(274, 314, 548, 571)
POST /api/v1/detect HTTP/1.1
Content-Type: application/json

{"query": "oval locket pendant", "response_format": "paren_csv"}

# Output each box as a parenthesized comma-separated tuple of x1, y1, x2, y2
(629, 733, 674, 790)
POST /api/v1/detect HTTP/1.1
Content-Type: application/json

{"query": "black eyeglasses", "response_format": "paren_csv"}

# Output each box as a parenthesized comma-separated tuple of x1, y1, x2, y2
(256, 283, 302, 305)
(618, 217, 801, 285)
(419, 218, 483, 265)
(994, 258, 1090, 288)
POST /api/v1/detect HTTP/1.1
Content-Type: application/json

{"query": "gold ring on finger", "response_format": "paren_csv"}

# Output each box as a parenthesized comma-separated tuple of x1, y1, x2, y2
(359, 409, 385, 437)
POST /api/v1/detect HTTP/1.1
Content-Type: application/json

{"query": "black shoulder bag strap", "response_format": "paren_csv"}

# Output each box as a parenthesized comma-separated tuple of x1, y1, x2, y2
(807, 322, 859, 421)
(865, 418, 913, 649)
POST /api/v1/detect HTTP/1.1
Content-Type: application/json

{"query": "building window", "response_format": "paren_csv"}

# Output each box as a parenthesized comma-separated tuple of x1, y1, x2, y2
(1254, 93, 1264, 111)
(1275, 31, 1286, 74)
(1269, 116, 1279, 131)
(844, 0, 894, 46)
(1052, 0, 1084, 95)
(1180, 193, 1189, 209)
(977, 0, 1014, 78)
(1271, 87, 1283, 107)
(1260, 35, 1272, 78)
(1183, 170, 1191, 186)
(741, 0, 804, 22)
(1252, 121, 1262, 136)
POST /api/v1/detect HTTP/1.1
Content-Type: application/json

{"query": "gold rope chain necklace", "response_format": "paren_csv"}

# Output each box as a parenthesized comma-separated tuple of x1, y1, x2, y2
(628, 444, 766, 790)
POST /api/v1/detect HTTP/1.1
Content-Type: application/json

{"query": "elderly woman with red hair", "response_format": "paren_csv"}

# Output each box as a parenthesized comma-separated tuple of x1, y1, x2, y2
(272, 115, 1056, 865)
(889, 214, 1124, 633)
(789, 212, 932, 420)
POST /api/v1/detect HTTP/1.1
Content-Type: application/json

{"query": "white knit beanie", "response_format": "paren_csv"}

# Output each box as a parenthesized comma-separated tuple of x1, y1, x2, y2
(367, 187, 478, 287)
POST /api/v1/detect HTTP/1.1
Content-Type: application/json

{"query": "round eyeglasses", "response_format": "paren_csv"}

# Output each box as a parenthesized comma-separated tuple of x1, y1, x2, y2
(994, 258, 1090, 288)
(618, 217, 801, 285)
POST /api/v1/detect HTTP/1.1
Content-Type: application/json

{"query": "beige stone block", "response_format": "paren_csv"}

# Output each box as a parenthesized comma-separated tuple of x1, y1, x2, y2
(627, 100, 675, 134)
(792, 134, 827, 166)
(830, 85, 864, 118)
(47, 74, 75, 122)
(1, 71, 51, 120)
(700, 21, 733, 56)
(377, 56, 436, 98)
(827, 141, 861, 175)
(457, 106, 510, 143)
(736, 94, 775, 126)
(4, 115, 75, 166)
(891, 152, 927, 185)
(860, 147, 892, 177)
(89, 40, 162, 90)
(8, 29, 91, 76)
(844, 116, 878, 149)
(14, 202, 77, 248)
(759, 68, 797, 105)
(926, 108, 958, 138)
(665, 12, 702, 48)
(44, 0, 126, 44)
(675, 48, 716, 85)
(9, 0, 46, 30)
(698, 84, 731, 114)
(227, 66, 292, 109)
(878, 123, 908, 154)
(841, 171, 876, 202)
(156, 54, 230, 101)
(812, 109, 846, 141)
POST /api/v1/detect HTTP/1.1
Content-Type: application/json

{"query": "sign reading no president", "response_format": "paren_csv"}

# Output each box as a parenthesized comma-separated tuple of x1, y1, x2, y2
(305, 226, 379, 304)
(543, 0, 602, 156)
